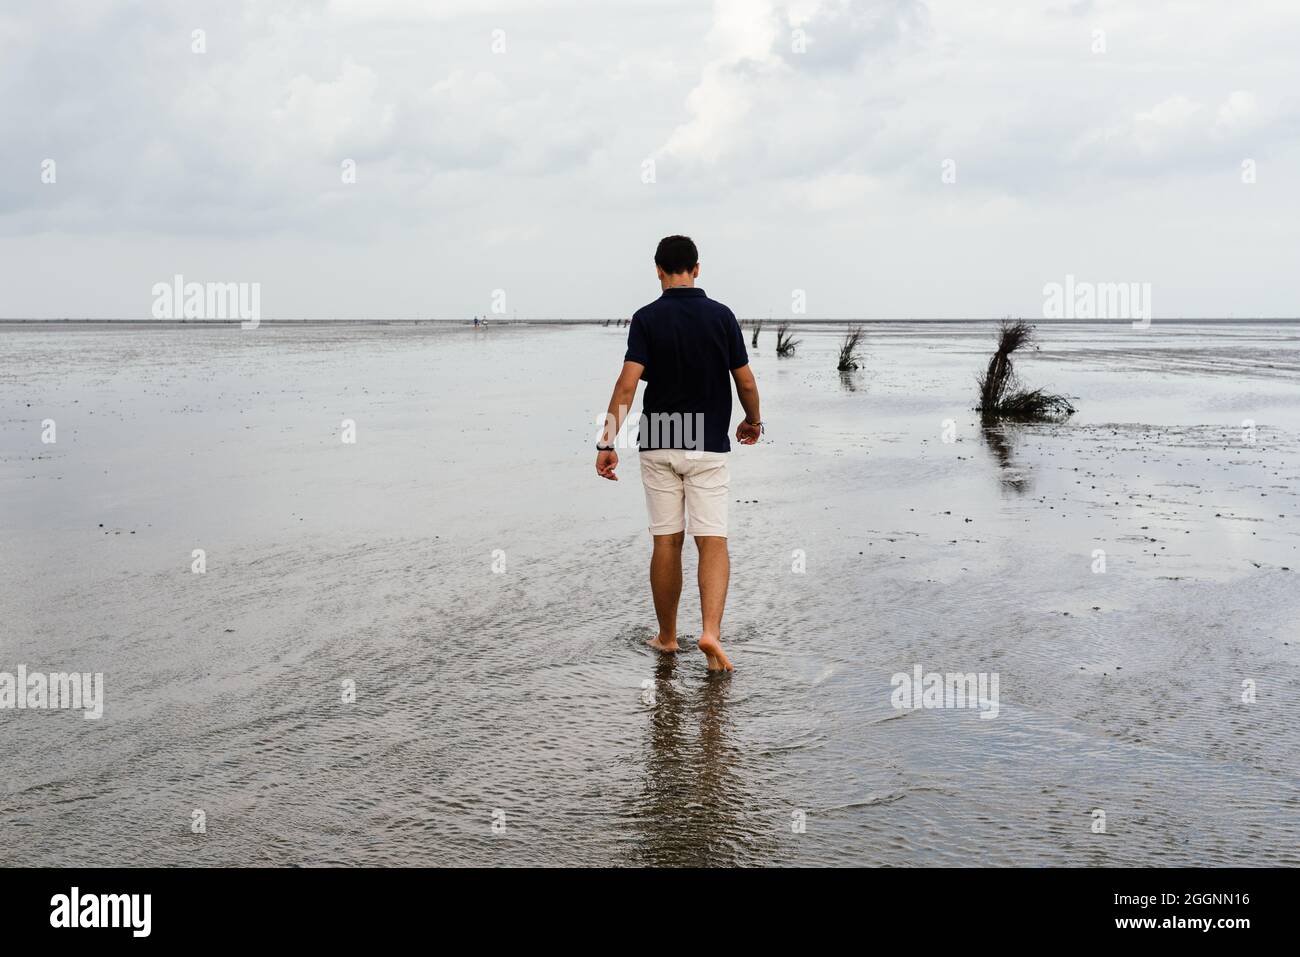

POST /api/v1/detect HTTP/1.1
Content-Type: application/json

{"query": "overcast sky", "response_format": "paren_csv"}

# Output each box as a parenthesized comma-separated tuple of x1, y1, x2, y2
(2, 0, 1298, 319)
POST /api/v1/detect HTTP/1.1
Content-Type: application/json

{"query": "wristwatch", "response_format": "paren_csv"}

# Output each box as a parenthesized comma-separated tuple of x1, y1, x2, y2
(596, 443, 616, 451)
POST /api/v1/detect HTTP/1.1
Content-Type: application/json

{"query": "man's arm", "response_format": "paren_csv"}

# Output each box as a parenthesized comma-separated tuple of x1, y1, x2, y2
(732, 363, 762, 445)
(595, 360, 644, 480)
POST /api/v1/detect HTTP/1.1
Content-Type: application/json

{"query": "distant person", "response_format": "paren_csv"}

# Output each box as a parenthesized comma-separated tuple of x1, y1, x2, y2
(594, 235, 763, 672)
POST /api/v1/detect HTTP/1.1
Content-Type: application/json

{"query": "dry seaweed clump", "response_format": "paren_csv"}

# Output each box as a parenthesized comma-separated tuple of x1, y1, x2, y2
(976, 320, 1075, 421)
(837, 325, 864, 371)
(775, 322, 800, 357)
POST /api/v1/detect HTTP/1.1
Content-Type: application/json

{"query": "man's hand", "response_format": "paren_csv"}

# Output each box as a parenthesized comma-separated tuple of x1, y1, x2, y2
(731, 365, 762, 446)
(595, 361, 643, 481)
(596, 449, 619, 480)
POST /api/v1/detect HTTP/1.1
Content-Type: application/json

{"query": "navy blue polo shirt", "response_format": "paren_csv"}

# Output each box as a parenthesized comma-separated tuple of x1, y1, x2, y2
(624, 287, 749, 453)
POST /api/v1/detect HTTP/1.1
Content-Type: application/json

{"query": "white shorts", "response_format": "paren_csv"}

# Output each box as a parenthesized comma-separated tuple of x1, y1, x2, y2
(639, 449, 730, 538)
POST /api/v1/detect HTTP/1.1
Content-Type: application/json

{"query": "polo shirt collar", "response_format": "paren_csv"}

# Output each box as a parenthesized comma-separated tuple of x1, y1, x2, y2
(661, 287, 705, 297)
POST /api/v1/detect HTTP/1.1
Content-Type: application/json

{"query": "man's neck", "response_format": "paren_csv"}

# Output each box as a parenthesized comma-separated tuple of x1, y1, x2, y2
(661, 276, 696, 290)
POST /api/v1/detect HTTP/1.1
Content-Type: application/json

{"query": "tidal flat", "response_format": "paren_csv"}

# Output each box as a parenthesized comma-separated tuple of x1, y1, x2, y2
(1, 319, 1297, 866)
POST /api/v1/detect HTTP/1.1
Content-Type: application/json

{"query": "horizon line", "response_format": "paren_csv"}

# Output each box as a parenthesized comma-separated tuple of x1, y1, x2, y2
(3, 317, 1298, 325)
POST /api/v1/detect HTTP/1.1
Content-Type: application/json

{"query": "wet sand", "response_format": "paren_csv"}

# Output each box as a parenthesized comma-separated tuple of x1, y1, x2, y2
(1, 319, 1298, 866)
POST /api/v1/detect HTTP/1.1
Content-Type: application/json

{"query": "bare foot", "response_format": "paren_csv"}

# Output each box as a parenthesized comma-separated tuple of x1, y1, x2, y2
(647, 633, 680, 653)
(697, 634, 733, 672)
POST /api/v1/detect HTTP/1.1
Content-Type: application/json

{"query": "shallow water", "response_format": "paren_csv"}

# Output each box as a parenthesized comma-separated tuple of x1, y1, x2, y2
(1, 320, 1298, 866)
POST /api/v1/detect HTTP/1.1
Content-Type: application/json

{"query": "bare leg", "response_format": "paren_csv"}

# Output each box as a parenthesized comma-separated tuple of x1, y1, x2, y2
(694, 535, 733, 671)
(648, 532, 684, 652)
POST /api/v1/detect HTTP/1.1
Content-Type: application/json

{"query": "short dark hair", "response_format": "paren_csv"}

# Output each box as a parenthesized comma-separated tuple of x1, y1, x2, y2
(654, 235, 698, 275)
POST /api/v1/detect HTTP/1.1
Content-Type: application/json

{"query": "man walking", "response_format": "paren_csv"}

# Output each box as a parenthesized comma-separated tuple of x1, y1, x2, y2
(595, 235, 763, 672)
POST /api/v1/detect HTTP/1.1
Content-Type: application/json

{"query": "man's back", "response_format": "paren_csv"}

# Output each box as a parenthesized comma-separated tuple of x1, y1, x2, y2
(624, 288, 748, 453)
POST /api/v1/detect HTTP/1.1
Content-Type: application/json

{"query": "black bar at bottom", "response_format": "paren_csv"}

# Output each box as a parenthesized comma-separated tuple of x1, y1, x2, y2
(0, 866, 1282, 941)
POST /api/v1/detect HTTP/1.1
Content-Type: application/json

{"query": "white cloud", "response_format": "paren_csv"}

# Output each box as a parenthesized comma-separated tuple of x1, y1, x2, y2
(660, 0, 785, 165)
(1215, 90, 1260, 134)
(1132, 95, 1202, 155)
(273, 59, 397, 153)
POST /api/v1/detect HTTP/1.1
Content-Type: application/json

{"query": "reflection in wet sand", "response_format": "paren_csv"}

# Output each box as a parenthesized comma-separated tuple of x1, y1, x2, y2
(629, 656, 766, 866)
(980, 423, 1031, 493)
